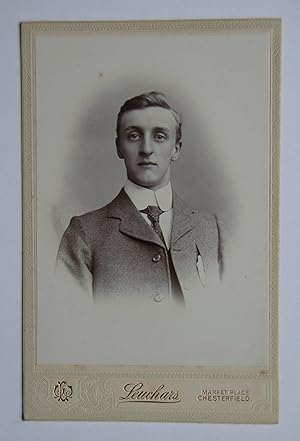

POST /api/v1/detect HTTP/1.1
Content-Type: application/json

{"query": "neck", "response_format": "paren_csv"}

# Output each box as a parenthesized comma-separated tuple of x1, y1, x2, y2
(128, 180, 171, 192)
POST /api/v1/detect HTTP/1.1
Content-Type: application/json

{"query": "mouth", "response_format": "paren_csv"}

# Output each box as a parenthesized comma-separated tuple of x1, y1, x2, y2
(138, 161, 157, 166)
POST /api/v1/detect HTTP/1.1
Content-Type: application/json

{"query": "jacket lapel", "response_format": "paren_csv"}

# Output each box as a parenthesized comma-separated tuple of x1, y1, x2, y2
(107, 189, 164, 247)
(171, 192, 198, 247)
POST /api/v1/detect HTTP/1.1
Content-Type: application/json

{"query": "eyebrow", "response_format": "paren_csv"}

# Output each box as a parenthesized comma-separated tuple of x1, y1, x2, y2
(153, 127, 170, 133)
(123, 126, 170, 133)
(123, 126, 142, 132)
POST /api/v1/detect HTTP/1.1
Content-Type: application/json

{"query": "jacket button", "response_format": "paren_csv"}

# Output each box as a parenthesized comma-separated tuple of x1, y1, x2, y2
(152, 254, 161, 263)
(154, 294, 164, 302)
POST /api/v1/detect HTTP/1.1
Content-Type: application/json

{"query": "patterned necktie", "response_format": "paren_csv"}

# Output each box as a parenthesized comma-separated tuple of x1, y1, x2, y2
(140, 205, 165, 245)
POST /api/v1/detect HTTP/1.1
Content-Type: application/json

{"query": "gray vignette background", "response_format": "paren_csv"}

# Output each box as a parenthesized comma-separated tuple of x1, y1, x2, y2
(36, 31, 270, 366)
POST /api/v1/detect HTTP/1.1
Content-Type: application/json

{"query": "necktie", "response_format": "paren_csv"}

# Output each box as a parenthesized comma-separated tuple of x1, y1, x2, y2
(140, 205, 165, 245)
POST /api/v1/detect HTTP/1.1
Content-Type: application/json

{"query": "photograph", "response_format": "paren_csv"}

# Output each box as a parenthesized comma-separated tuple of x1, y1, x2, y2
(22, 19, 280, 422)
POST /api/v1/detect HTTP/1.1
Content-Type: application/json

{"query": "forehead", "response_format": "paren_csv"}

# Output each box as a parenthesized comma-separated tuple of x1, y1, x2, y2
(119, 107, 177, 131)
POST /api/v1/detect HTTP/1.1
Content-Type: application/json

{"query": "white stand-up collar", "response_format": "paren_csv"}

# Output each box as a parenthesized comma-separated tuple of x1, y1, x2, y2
(124, 180, 173, 211)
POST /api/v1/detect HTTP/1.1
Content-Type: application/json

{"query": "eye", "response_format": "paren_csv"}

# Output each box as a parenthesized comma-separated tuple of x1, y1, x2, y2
(128, 132, 140, 141)
(154, 132, 167, 142)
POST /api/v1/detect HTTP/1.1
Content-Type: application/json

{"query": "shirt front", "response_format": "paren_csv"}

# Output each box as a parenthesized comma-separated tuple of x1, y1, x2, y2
(124, 180, 173, 249)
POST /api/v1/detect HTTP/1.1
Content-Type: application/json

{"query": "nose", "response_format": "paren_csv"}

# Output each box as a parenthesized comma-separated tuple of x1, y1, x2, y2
(140, 134, 153, 156)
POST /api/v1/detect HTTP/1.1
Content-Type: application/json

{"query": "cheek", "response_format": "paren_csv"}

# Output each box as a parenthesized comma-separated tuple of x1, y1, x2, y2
(124, 155, 140, 172)
(160, 148, 175, 163)
(122, 147, 137, 162)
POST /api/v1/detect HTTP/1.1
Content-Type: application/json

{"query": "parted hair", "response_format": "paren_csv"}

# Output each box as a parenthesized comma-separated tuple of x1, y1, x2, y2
(116, 91, 182, 143)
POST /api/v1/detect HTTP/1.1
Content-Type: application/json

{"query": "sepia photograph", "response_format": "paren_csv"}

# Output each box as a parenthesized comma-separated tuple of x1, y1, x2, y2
(22, 19, 280, 422)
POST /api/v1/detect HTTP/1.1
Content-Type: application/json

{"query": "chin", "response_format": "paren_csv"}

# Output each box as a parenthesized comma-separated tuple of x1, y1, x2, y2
(138, 181, 156, 189)
(129, 172, 167, 190)
(130, 175, 155, 188)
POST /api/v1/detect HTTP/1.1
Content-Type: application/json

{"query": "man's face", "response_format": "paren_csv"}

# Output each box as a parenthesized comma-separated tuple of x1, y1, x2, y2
(116, 107, 181, 190)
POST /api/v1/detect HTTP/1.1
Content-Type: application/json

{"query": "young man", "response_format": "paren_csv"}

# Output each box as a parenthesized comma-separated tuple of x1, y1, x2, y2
(57, 91, 224, 306)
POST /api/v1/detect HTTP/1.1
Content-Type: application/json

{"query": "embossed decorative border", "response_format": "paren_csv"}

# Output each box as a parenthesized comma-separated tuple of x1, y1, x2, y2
(22, 19, 280, 423)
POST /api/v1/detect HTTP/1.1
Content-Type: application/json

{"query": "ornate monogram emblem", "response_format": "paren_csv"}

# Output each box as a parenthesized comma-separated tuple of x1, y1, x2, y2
(53, 381, 73, 402)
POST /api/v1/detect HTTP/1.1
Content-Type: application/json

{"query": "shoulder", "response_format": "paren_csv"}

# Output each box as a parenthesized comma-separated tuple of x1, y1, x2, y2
(68, 190, 125, 228)
(174, 191, 219, 228)
(191, 206, 225, 242)
(194, 210, 224, 236)
(193, 209, 218, 226)
(63, 193, 124, 242)
(173, 192, 225, 249)
(64, 206, 108, 238)
(73, 204, 109, 224)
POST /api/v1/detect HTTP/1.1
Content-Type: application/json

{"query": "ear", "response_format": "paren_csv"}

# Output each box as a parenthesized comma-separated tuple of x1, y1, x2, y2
(116, 137, 124, 159)
(171, 140, 182, 162)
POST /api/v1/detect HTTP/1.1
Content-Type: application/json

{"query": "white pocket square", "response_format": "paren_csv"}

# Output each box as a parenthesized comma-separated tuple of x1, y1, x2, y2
(196, 254, 206, 287)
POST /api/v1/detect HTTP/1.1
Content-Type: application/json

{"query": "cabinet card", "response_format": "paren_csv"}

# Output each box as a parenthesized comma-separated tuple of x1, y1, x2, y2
(22, 19, 280, 423)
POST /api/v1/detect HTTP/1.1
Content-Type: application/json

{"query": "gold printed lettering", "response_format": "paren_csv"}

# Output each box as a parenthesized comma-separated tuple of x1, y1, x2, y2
(119, 383, 181, 403)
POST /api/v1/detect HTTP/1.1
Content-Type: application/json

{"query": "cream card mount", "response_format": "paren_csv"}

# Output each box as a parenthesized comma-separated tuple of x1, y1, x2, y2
(22, 19, 280, 423)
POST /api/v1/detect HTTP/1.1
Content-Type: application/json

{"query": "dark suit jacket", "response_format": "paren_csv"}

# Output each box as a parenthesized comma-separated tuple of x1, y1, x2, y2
(57, 189, 223, 304)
